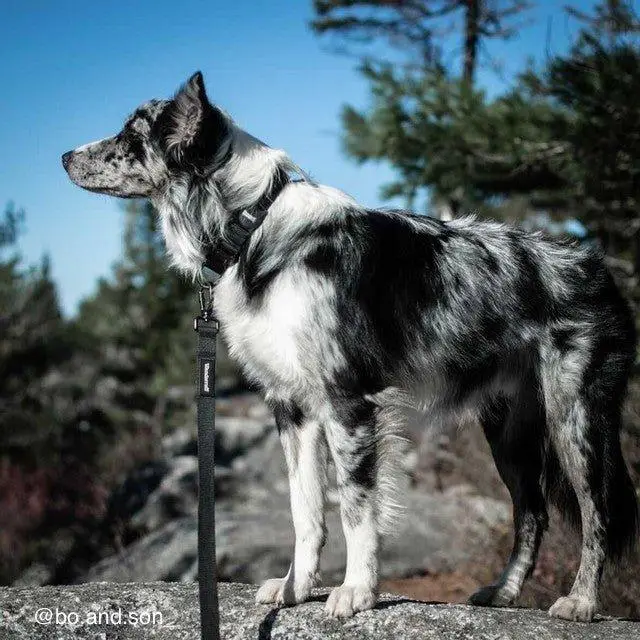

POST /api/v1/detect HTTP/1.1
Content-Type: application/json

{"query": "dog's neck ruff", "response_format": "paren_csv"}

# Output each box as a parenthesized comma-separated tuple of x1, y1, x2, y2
(201, 168, 289, 283)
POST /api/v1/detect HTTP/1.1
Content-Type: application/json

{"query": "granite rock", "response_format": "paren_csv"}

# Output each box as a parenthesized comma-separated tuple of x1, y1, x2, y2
(1, 581, 637, 640)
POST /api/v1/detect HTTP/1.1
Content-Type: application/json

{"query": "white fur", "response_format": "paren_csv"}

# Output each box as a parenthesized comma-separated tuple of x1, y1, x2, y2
(73, 137, 110, 153)
(256, 419, 328, 606)
(153, 122, 319, 278)
(215, 267, 345, 398)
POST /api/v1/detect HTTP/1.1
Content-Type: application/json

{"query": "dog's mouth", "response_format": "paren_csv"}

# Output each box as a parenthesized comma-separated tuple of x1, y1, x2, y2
(67, 176, 143, 199)
(82, 184, 131, 197)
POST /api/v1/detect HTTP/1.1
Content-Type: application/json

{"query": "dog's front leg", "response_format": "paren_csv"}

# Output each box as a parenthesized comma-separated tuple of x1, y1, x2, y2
(324, 398, 379, 618)
(256, 404, 328, 606)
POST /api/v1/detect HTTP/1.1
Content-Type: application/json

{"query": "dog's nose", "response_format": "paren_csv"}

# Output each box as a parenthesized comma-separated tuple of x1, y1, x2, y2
(61, 151, 73, 170)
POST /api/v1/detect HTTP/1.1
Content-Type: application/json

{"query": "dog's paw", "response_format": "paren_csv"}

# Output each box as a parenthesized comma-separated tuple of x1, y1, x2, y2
(548, 595, 595, 622)
(256, 578, 286, 605)
(325, 585, 376, 618)
(468, 584, 516, 607)
(255, 577, 311, 606)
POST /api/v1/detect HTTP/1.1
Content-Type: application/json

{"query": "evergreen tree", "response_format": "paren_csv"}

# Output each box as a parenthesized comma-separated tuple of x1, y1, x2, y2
(544, 1, 640, 265)
(312, 0, 534, 214)
(75, 199, 201, 452)
(312, 0, 532, 85)
(0, 203, 68, 460)
(316, 0, 640, 257)
(0, 203, 88, 584)
(78, 200, 195, 383)
(340, 63, 570, 212)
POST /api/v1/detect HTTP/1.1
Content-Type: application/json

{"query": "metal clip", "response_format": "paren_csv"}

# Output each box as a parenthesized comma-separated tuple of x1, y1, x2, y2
(194, 285, 219, 331)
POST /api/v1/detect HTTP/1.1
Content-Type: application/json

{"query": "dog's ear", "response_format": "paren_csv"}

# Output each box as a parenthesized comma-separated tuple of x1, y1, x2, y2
(171, 72, 209, 147)
(164, 71, 228, 165)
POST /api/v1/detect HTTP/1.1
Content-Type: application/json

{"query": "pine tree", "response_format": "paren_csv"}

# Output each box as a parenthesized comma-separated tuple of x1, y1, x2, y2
(312, 0, 533, 214)
(315, 0, 640, 255)
(545, 1, 640, 266)
(312, 0, 532, 85)
(0, 203, 68, 457)
(78, 200, 194, 379)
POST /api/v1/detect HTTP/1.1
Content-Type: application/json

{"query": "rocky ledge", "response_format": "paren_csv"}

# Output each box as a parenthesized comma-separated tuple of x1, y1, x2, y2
(0, 582, 637, 639)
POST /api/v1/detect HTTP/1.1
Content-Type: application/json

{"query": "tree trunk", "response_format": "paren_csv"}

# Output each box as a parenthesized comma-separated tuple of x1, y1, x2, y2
(463, 0, 480, 87)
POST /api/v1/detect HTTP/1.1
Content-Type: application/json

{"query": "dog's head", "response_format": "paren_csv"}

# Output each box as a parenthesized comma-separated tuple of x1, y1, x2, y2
(62, 72, 230, 198)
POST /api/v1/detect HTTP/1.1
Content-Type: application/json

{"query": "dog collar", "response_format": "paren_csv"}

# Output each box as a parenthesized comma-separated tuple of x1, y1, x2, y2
(201, 169, 289, 284)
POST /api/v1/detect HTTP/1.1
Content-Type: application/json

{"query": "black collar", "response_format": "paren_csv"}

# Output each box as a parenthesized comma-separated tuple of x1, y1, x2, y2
(201, 168, 289, 283)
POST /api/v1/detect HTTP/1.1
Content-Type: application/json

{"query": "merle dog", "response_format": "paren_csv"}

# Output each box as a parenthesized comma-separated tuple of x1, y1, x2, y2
(63, 72, 638, 621)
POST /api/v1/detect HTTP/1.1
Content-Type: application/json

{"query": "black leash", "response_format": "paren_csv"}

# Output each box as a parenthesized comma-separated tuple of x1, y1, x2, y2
(195, 286, 221, 640)
(193, 169, 291, 639)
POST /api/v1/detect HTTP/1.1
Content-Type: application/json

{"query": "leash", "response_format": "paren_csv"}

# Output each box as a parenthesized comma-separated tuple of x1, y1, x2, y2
(193, 170, 291, 638)
(194, 285, 221, 640)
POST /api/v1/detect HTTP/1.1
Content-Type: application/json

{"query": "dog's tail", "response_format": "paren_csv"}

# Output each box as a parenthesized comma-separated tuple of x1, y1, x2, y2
(366, 393, 413, 535)
(602, 430, 639, 559)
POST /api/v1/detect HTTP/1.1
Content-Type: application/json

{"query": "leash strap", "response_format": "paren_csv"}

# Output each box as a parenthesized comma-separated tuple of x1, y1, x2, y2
(193, 169, 292, 634)
(195, 289, 220, 640)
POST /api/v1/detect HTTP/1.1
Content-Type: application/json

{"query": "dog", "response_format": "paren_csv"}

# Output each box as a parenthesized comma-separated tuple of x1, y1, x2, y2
(63, 71, 638, 622)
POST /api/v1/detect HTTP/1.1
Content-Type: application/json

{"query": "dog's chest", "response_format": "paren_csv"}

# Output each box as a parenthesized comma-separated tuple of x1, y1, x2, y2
(213, 268, 314, 390)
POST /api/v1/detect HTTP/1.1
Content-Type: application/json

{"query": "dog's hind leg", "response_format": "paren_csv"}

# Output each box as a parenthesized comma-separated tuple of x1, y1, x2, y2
(544, 329, 638, 623)
(469, 391, 548, 608)
(256, 401, 328, 606)
(546, 397, 605, 622)
(323, 395, 380, 618)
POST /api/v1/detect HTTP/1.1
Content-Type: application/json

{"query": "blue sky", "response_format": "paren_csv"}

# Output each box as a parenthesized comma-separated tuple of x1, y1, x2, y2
(1, 0, 601, 315)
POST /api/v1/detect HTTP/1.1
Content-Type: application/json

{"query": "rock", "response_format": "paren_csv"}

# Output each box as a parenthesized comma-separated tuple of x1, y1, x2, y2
(161, 427, 196, 458)
(105, 460, 168, 527)
(214, 416, 272, 467)
(0, 581, 636, 639)
(79, 399, 511, 588)
(82, 518, 197, 583)
(161, 415, 272, 466)
(81, 485, 509, 585)
(129, 456, 198, 531)
(12, 563, 52, 587)
(213, 483, 511, 584)
(230, 430, 288, 490)
(105, 414, 274, 534)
